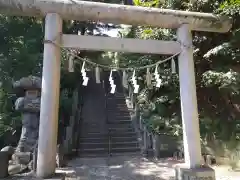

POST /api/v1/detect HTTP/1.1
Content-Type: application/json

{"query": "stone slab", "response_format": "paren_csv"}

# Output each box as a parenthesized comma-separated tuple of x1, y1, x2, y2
(175, 164, 215, 180)
(4, 173, 65, 180)
(44, 173, 65, 180)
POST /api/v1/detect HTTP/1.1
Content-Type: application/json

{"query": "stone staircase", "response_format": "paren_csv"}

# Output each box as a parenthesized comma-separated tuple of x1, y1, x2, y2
(106, 94, 140, 155)
(77, 73, 108, 157)
(77, 71, 140, 157)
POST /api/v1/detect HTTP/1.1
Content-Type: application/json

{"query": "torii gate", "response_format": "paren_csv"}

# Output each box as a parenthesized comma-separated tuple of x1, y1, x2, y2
(0, 0, 231, 179)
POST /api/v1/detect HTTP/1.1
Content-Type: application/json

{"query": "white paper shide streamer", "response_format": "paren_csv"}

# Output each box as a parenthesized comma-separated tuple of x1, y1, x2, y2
(171, 58, 176, 74)
(68, 55, 74, 72)
(122, 70, 128, 89)
(154, 65, 162, 88)
(131, 70, 139, 93)
(146, 68, 152, 87)
(73, 50, 180, 89)
(109, 70, 116, 94)
(95, 66, 101, 84)
(81, 62, 89, 86)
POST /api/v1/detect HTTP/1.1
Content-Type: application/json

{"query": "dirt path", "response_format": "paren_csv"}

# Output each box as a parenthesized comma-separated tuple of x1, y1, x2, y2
(60, 155, 240, 180)
(5, 156, 240, 180)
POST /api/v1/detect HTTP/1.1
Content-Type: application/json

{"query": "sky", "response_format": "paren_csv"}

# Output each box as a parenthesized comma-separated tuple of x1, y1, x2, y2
(93, 27, 119, 37)
(93, 24, 132, 37)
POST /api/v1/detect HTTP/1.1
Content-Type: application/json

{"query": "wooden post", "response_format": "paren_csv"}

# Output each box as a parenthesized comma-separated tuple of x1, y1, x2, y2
(177, 24, 202, 168)
(143, 126, 148, 154)
(37, 13, 62, 178)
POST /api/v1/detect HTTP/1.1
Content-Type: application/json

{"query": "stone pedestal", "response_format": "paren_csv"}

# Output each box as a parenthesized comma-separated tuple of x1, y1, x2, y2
(175, 164, 215, 180)
(12, 152, 32, 165)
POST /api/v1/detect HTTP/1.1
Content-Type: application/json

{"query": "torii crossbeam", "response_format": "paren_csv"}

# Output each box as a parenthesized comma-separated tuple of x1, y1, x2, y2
(0, 0, 232, 179)
(0, 0, 231, 32)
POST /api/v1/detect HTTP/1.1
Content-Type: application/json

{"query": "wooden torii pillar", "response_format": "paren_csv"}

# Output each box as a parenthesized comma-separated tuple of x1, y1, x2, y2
(0, 0, 231, 179)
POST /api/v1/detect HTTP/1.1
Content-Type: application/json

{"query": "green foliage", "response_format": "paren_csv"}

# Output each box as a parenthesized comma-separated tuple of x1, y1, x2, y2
(219, 0, 240, 15)
(0, 0, 239, 152)
(0, 16, 43, 82)
(133, 0, 160, 7)
(117, 0, 240, 143)
(0, 16, 81, 148)
(0, 16, 44, 148)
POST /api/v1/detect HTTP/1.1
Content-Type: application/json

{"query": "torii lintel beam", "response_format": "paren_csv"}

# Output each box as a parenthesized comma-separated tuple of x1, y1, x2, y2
(0, 0, 232, 33)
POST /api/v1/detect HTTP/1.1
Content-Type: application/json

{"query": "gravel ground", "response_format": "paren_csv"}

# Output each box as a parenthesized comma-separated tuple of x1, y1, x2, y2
(3, 156, 240, 180)
(61, 156, 240, 180)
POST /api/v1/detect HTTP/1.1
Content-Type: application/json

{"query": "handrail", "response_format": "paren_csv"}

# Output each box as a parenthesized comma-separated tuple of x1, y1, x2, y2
(74, 85, 83, 155)
(60, 85, 82, 156)
(127, 83, 154, 155)
(103, 73, 111, 157)
(70, 84, 83, 155)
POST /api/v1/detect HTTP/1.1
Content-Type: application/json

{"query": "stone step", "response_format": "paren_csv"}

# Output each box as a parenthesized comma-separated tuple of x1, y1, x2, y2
(107, 120, 131, 123)
(79, 134, 138, 143)
(108, 152, 141, 157)
(78, 152, 109, 158)
(79, 132, 108, 138)
(107, 115, 130, 118)
(109, 147, 140, 154)
(107, 104, 127, 106)
(107, 104, 126, 107)
(111, 136, 139, 143)
(107, 106, 128, 109)
(107, 103, 127, 106)
(110, 141, 139, 149)
(107, 103, 128, 105)
(79, 137, 108, 144)
(107, 117, 132, 121)
(80, 132, 137, 140)
(107, 119, 132, 124)
(79, 141, 139, 149)
(80, 126, 107, 129)
(107, 100, 125, 103)
(107, 109, 129, 112)
(109, 131, 137, 137)
(79, 143, 109, 149)
(107, 96, 125, 100)
(108, 127, 135, 132)
(106, 102, 126, 105)
(108, 114, 130, 117)
(78, 148, 109, 157)
(108, 108, 127, 111)
(79, 128, 107, 132)
(80, 126, 134, 131)
(107, 101, 127, 104)
(107, 112, 130, 116)
(78, 146, 140, 157)
(80, 130, 107, 134)
(107, 117, 131, 121)
(80, 122, 106, 126)
(107, 101, 126, 104)
(113, 94, 125, 97)
(107, 123, 133, 128)
(79, 126, 106, 130)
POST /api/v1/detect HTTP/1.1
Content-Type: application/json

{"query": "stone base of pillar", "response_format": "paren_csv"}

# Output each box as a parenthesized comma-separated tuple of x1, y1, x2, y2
(141, 148, 154, 158)
(42, 173, 65, 180)
(175, 164, 215, 180)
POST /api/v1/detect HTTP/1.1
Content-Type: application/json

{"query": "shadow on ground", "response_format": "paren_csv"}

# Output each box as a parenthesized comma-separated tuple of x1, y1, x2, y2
(59, 155, 181, 180)
(4, 155, 240, 180)
(2, 172, 64, 180)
